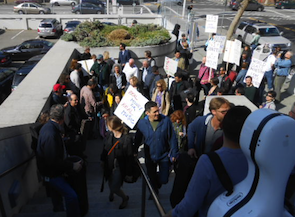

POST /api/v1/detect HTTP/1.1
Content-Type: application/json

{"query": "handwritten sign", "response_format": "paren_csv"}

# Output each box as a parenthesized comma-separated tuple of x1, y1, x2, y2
(114, 86, 148, 129)
(78, 59, 95, 76)
(245, 58, 266, 88)
(214, 35, 226, 53)
(205, 40, 220, 69)
(164, 56, 178, 77)
(223, 39, 242, 65)
(205, 15, 219, 33)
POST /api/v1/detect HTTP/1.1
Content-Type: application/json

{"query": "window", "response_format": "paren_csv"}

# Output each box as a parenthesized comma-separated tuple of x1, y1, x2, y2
(238, 23, 247, 30)
(259, 27, 280, 36)
(245, 26, 256, 34)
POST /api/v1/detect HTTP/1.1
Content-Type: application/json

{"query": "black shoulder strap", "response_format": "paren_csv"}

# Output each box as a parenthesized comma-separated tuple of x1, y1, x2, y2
(206, 152, 234, 196)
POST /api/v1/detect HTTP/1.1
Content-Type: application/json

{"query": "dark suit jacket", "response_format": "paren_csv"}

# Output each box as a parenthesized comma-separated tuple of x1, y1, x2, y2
(118, 49, 131, 65)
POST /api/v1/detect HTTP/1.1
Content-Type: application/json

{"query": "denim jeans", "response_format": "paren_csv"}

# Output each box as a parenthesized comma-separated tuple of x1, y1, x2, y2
(49, 176, 81, 217)
(264, 70, 273, 90)
(145, 157, 171, 193)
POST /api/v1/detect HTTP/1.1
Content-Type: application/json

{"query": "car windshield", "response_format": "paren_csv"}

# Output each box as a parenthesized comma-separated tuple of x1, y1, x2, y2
(67, 22, 80, 27)
(43, 41, 54, 47)
(0, 70, 14, 82)
(259, 28, 280, 36)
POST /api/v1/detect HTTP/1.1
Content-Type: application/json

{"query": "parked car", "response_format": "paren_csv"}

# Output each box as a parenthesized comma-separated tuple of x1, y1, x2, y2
(11, 55, 44, 91)
(232, 0, 264, 11)
(64, 20, 81, 33)
(50, 0, 78, 6)
(0, 51, 12, 66)
(275, 0, 295, 9)
(13, 3, 51, 14)
(0, 68, 15, 104)
(82, 0, 106, 7)
(14, 0, 42, 4)
(38, 18, 63, 38)
(72, 3, 105, 14)
(234, 20, 292, 51)
(1, 40, 53, 61)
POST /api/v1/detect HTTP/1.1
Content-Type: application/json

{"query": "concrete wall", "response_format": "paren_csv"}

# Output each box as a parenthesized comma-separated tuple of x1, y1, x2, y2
(0, 124, 40, 217)
(0, 14, 163, 30)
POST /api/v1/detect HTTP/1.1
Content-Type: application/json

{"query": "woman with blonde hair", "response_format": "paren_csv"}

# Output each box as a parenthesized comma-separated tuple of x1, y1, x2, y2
(100, 116, 133, 209)
(170, 110, 186, 151)
(103, 51, 115, 70)
(151, 79, 170, 115)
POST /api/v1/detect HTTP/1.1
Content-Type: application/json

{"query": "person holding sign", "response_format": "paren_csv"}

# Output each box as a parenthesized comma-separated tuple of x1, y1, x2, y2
(134, 101, 178, 196)
(100, 116, 133, 209)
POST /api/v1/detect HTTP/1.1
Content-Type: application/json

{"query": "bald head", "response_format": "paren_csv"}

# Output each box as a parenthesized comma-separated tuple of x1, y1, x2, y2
(129, 58, 135, 66)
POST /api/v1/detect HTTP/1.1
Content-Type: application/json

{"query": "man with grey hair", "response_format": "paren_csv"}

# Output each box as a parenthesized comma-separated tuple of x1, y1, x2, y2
(274, 51, 293, 101)
(122, 58, 139, 83)
(36, 104, 82, 217)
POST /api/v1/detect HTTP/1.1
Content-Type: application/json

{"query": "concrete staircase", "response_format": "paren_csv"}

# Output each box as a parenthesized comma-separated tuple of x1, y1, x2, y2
(13, 137, 175, 217)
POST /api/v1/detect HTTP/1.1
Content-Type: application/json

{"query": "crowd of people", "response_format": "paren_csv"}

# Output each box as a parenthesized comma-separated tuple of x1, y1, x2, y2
(33, 29, 295, 217)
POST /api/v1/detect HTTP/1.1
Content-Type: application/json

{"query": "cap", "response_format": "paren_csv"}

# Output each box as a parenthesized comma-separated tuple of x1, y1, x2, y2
(97, 54, 103, 60)
(53, 84, 65, 92)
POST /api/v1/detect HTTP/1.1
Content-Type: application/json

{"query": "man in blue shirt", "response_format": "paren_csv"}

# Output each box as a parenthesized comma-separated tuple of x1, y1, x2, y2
(134, 101, 178, 195)
(274, 51, 293, 101)
(166, 106, 251, 217)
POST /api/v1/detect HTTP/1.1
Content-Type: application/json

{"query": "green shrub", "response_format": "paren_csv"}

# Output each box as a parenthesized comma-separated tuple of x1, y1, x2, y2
(62, 21, 171, 47)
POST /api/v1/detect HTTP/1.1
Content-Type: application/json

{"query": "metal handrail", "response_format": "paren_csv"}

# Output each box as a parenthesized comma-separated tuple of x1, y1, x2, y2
(0, 153, 36, 217)
(135, 157, 166, 217)
(0, 154, 35, 179)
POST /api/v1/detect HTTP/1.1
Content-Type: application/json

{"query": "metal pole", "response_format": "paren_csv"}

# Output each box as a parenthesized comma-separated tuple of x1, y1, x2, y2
(182, 0, 186, 19)
(141, 177, 146, 217)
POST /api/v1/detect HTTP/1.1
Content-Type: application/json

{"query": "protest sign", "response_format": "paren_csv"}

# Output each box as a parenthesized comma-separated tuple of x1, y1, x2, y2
(205, 15, 219, 33)
(214, 35, 226, 53)
(79, 59, 94, 76)
(164, 56, 178, 77)
(244, 58, 266, 88)
(223, 39, 242, 65)
(205, 40, 220, 69)
(114, 86, 148, 129)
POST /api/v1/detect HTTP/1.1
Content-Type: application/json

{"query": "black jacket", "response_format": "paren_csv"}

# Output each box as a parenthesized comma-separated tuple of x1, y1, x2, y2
(36, 120, 73, 177)
(101, 133, 133, 180)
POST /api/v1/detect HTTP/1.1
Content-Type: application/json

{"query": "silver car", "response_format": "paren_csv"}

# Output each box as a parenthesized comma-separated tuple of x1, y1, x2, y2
(13, 3, 51, 14)
(50, 0, 78, 6)
(38, 18, 62, 38)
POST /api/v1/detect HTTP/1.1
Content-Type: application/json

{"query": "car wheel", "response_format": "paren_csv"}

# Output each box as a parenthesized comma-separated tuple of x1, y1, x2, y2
(54, 2, 59, 6)
(281, 6, 285, 9)
(18, 10, 24, 14)
(177, 2, 182, 6)
(71, 2, 75, 6)
(97, 10, 102, 14)
(257, 7, 263, 11)
(39, 10, 45, 14)
(75, 11, 81, 14)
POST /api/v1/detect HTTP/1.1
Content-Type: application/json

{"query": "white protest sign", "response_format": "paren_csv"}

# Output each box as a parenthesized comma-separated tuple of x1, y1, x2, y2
(214, 35, 226, 53)
(205, 15, 219, 33)
(114, 86, 148, 129)
(205, 40, 220, 70)
(223, 39, 242, 65)
(232, 39, 242, 66)
(164, 56, 178, 77)
(78, 59, 94, 76)
(245, 58, 266, 88)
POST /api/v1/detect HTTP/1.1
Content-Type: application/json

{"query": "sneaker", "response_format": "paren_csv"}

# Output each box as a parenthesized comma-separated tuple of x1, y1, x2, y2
(119, 196, 129, 209)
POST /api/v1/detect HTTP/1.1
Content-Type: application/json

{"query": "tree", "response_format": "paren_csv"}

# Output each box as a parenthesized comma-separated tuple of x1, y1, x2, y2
(226, 0, 250, 40)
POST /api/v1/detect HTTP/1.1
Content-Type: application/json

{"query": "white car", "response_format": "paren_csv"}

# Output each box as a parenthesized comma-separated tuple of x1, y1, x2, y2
(50, 0, 78, 6)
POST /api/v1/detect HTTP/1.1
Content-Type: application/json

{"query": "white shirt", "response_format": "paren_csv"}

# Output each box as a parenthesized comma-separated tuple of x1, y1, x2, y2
(263, 54, 277, 72)
(70, 70, 81, 89)
(123, 63, 139, 81)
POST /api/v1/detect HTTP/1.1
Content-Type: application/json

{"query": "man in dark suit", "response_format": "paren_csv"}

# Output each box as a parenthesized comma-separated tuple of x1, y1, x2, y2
(118, 43, 131, 68)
